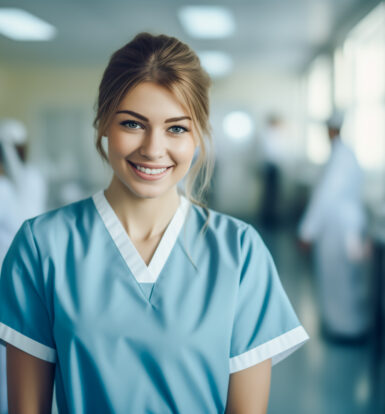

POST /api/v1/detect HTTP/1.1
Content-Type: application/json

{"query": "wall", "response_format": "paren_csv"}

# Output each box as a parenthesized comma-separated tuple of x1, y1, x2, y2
(0, 62, 111, 206)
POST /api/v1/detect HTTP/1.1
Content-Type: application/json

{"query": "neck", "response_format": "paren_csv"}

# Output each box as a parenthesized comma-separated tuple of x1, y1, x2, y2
(104, 176, 180, 241)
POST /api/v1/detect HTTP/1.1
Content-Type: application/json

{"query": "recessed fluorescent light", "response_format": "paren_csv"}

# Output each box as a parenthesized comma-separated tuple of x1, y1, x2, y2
(198, 51, 233, 78)
(0, 8, 56, 41)
(178, 6, 235, 38)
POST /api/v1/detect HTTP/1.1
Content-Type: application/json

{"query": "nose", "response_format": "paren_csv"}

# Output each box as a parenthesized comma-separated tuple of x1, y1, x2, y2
(139, 128, 166, 160)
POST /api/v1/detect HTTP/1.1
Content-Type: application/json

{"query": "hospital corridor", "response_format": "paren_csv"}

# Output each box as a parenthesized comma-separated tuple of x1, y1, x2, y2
(1, 0, 385, 413)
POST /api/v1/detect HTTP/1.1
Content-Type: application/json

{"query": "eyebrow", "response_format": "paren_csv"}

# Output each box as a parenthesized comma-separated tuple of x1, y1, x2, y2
(165, 116, 191, 123)
(115, 110, 191, 123)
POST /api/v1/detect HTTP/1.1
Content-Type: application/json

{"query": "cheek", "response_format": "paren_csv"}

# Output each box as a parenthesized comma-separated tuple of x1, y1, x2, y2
(108, 134, 133, 156)
(173, 139, 197, 163)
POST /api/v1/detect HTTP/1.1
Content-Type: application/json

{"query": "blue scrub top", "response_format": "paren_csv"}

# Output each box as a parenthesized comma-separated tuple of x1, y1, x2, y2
(0, 191, 308, 413)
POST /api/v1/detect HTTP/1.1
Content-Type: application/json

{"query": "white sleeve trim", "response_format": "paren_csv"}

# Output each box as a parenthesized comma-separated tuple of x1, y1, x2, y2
(0, 322, 56, 363)
(229, 325, 309, 373)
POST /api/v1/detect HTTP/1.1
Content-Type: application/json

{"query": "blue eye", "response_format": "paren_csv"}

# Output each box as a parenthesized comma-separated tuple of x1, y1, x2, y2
(121, 120, 142, 129)
(168, 125, 188, 134)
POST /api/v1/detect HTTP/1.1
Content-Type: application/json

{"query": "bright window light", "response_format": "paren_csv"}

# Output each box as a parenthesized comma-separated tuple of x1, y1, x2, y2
(351, 107, 385, 169)
(223, 111, 254, 141)
(336, 2, 385, 171)
(198, 51, 233, 78)
(334, 47, 353, 109)
(178, 6, 235, 38)
(307, 55, 332, 120)
(0, 8, 56, 41)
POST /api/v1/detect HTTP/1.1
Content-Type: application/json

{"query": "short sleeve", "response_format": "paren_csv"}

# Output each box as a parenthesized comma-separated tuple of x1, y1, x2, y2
(229, 226, 308, 373)
(0, 221, 56, 363)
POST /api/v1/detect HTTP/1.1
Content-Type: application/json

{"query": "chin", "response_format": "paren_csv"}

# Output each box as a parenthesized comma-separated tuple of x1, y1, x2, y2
(114, 171, 179, 201)
(125, 184, 172, 201)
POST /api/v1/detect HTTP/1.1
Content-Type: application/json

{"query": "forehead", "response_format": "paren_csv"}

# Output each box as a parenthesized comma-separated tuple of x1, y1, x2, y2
(118, 82, 189, 119)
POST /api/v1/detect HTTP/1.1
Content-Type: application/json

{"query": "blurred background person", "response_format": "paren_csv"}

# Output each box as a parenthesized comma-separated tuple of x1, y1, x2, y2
(298, 111, 371, 341)
(0, 120, 47, 228)
(0, 119, 48, 414)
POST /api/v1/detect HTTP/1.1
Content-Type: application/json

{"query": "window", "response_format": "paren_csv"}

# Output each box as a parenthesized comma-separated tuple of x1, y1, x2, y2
(306, 55, 332, 164)
(334, 3, 385, 171)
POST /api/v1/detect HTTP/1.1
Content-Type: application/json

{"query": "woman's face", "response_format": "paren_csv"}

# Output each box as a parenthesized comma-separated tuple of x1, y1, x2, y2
(106, 82, 197, 201)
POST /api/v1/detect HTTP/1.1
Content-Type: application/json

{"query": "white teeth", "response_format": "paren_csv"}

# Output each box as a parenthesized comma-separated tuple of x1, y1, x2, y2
(135, 165, 167, 175)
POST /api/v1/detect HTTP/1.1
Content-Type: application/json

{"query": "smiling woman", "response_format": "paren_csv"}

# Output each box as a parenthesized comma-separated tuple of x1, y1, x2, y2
(94, 32, 213, 207)
(0, 32, 308, 414)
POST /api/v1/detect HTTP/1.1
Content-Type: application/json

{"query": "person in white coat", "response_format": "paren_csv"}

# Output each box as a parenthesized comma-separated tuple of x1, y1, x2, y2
(0, 119, 48, 414)
(259, 114, 287, 227)
(298, 111, 370, 340)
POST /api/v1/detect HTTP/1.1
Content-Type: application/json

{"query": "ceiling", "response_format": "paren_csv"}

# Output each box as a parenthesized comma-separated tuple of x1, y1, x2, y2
(0, 0, 380, 72)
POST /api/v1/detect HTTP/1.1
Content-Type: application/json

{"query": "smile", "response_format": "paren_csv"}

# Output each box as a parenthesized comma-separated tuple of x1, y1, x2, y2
(127, 161, 172, 180)
(135, 164, 167, 175)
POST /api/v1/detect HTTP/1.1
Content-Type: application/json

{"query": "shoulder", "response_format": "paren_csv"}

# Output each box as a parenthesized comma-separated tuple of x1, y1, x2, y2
(190, 202, 250, 234)
(2, 196, 97, 284)
(0, 178, 18, 213)
(335, 140, 357, 163)
(188, 203, 267, 258)
(24, 196, 95, 242)
(0, 176, 15, 198)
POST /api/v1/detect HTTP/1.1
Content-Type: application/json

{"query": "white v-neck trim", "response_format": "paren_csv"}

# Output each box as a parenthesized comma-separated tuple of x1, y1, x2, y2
(92, 191, 190, 283)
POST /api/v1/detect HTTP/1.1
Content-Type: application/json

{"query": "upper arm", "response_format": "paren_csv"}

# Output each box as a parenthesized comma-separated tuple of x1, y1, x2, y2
(7, 344, 55, 414)
(227, 227, 308, 411)
(226, 358, 271, 414)
(230, 228, 308, 373)
(0, 222, 57, 413)
(0, 221, 57, 360)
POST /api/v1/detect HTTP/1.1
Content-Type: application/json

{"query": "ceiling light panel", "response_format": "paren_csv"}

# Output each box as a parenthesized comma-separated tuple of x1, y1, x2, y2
(178, 6, 235, 38)
(0, 8, 56, 41)
(198, 51, 233, 78)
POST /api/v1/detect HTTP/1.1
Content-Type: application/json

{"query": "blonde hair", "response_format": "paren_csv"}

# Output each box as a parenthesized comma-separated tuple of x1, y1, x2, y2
(93, 32, 213, 207)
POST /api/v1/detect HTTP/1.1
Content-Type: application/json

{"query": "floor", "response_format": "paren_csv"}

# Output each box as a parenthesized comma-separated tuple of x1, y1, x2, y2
(253, 222, 383, 414)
